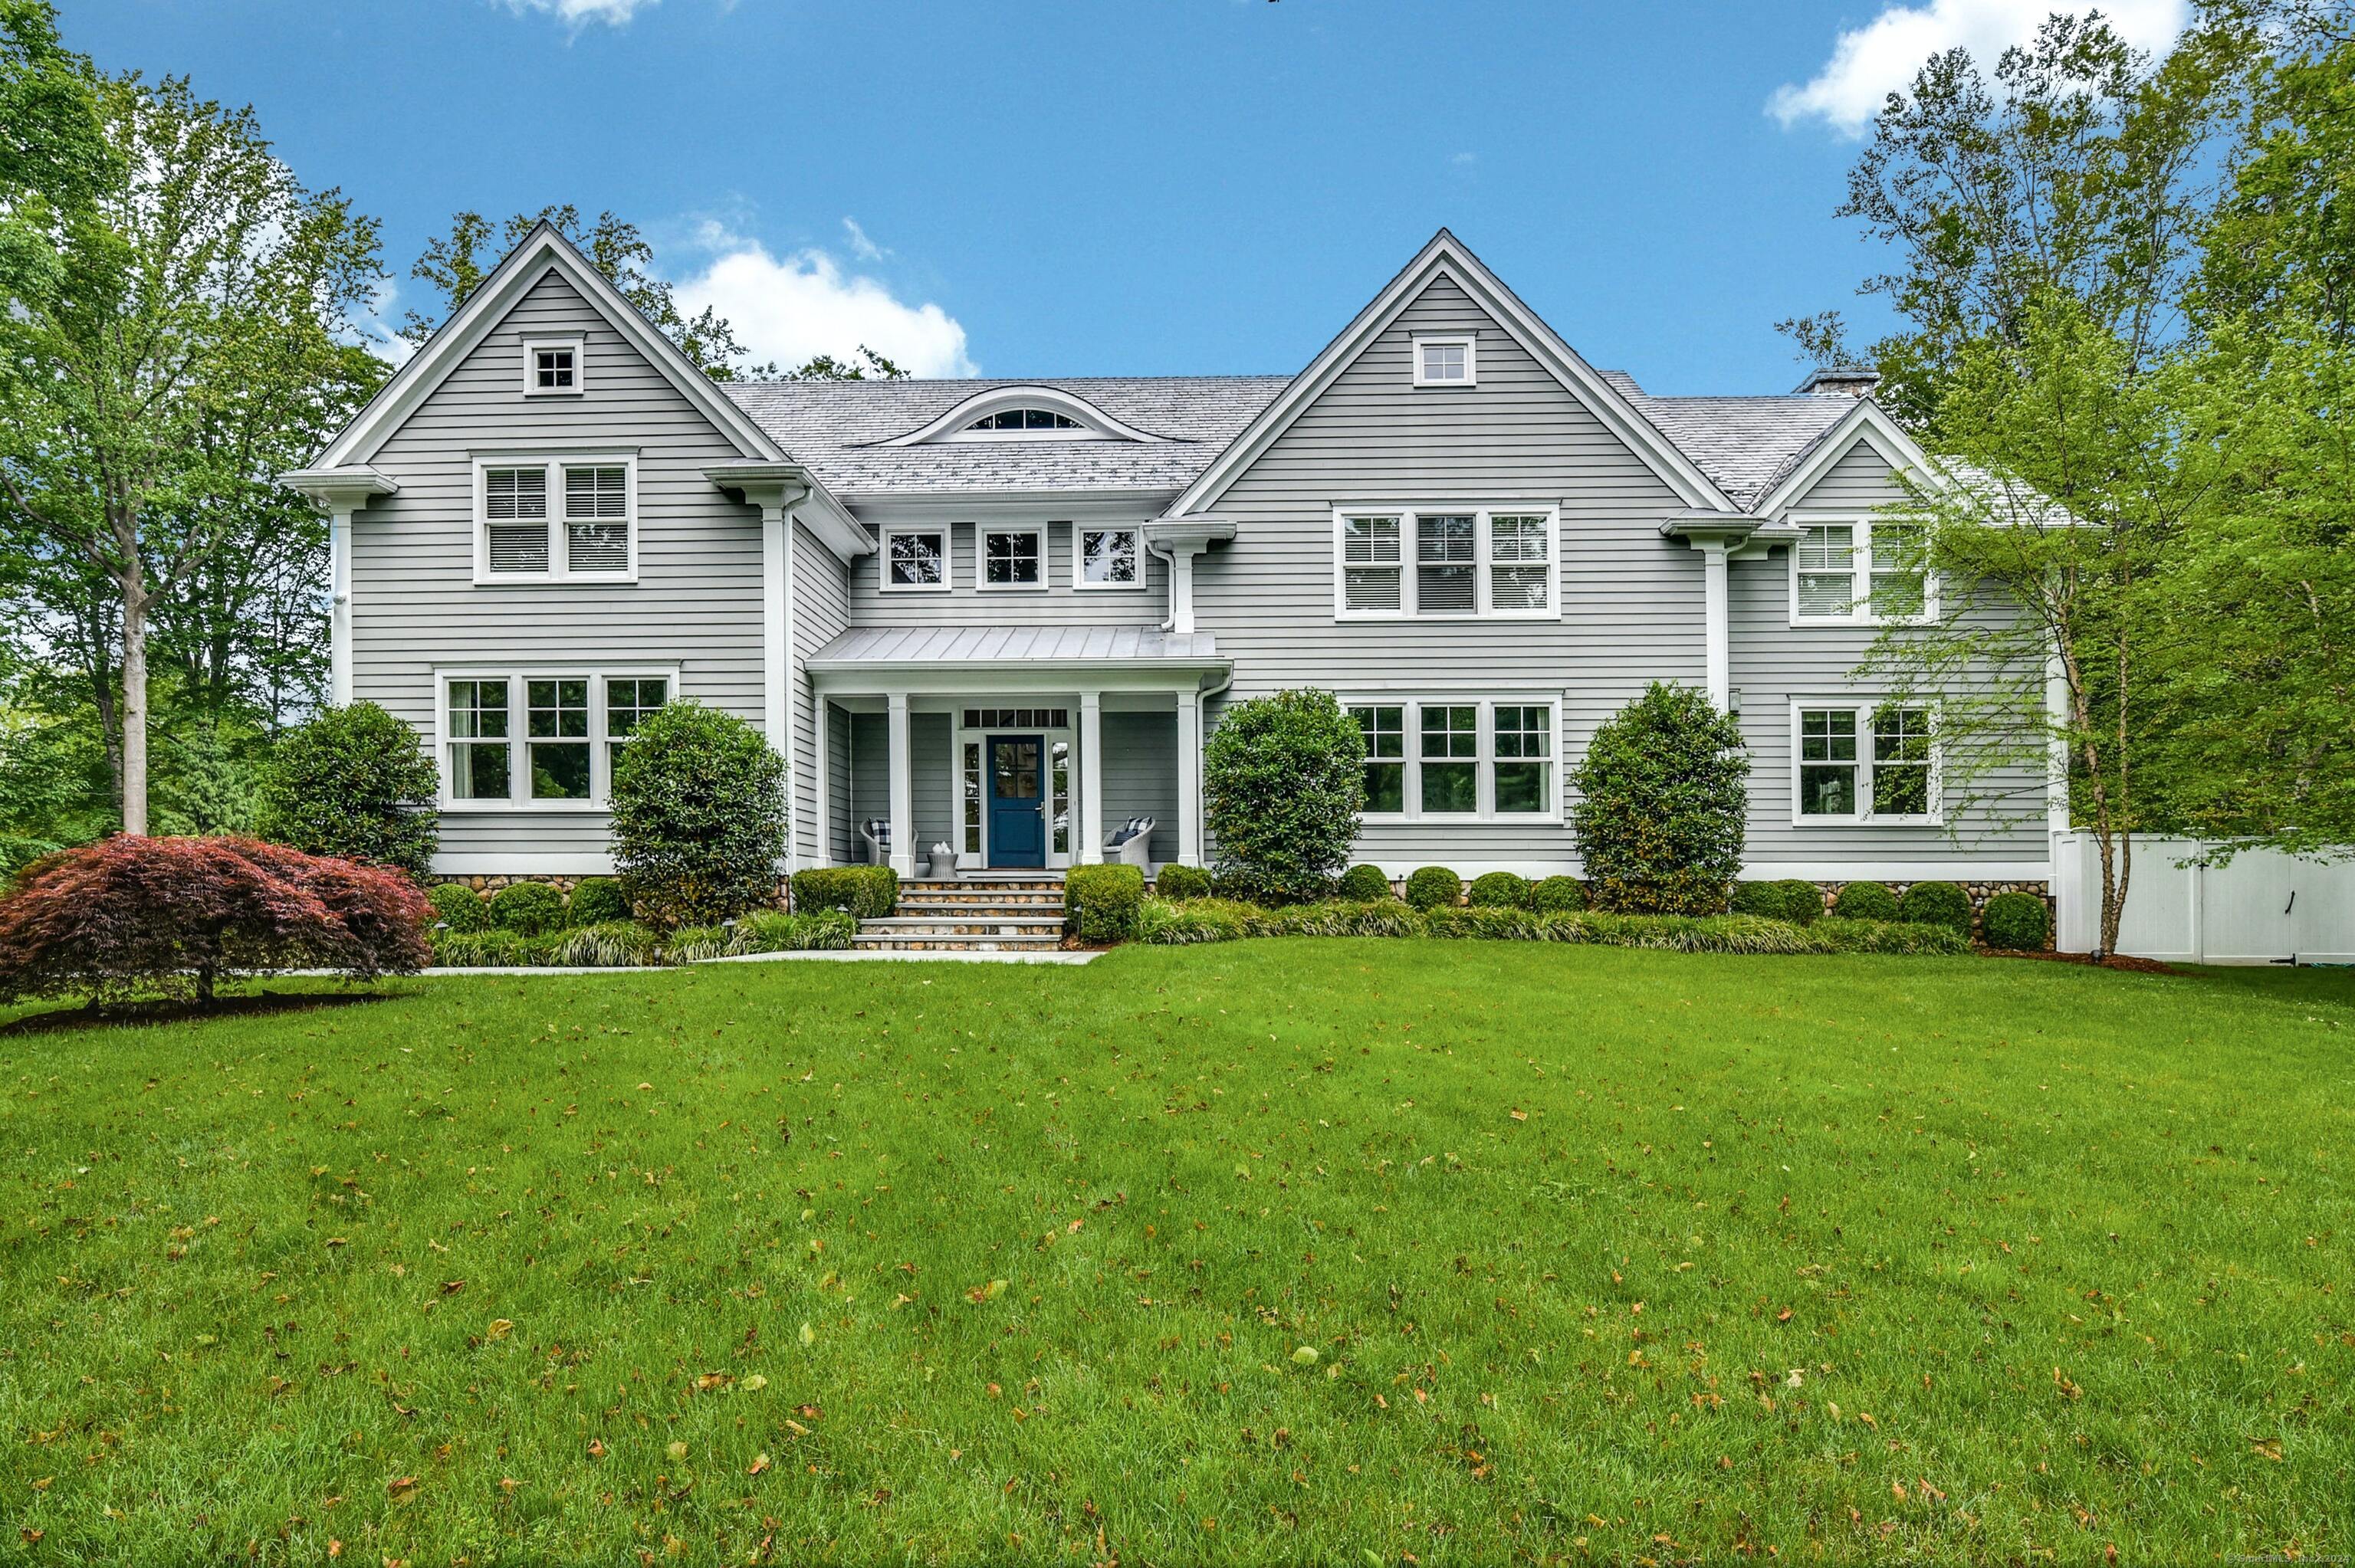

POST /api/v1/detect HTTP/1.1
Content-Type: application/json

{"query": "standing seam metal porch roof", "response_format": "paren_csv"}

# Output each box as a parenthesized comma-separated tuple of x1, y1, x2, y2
(806, 624, 1224, 671)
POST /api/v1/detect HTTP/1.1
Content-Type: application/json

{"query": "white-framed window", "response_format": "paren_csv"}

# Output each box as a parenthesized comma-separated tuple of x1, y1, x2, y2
(881, 525, 949, 592)
(1412, 333, 1476, 388)
(522, 337, 583, 395)
(1789, 515, 1934, 625)
(1078, 526, 1141, 589)
(474, 456, 636, 583)
(1332, 507, 1556, 620)
(1792, 700, 1941, 825)
(436, 670, 674, 810)
(1345, 697, 1559, 821)
(980, 525, 1045, 590)
(964, 407, 1083, 434)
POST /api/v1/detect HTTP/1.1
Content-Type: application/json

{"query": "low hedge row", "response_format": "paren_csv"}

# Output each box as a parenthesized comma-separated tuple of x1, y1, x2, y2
(429, 875, 637, 937)
(1067, 864, 1147, 942)
(429, 910, 854, 969)
(790, 865, 898, 920)
(1132, 897, 1970, 955)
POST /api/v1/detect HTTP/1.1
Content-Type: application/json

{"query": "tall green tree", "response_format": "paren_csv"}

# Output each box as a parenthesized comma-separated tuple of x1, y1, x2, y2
(0, 68, 384, 835)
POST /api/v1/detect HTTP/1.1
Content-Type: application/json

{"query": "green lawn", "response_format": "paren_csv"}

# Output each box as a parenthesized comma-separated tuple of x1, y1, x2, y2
(2, 945, 2350, 1565)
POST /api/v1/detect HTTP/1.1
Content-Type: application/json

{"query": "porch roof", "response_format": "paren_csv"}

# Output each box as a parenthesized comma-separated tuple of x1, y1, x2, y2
(806, 623, 1225, 675)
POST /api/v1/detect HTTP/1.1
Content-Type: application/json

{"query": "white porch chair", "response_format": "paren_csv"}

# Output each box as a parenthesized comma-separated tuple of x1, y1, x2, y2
(859, 818, 892, 866)
(1105, 816, 1155, 869)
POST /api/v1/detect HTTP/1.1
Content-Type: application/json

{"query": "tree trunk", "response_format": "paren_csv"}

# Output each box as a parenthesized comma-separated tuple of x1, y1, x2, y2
(119, 555, 150, 837)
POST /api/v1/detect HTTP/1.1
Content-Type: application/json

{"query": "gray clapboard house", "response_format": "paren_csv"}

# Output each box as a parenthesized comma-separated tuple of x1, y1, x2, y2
(284, 225, 2053, 889)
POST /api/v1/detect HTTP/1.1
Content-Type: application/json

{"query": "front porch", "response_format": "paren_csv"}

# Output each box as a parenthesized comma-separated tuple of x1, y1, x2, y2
(806, 625, 1227, 878)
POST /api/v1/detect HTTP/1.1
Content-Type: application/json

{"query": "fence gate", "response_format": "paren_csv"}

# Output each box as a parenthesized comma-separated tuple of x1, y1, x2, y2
(2052, 833, 2355, 965)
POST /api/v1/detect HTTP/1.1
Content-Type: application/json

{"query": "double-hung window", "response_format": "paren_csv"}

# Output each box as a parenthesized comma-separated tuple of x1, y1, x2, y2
(1079, 527, 1140, 589)
(439, 671, 672, 809)
(1791, 517, 1933, 625)
(1333, 508, 1555, 618)
(1346, 697, 1559, 820)
(981, 526, 1043, 589)
(1793, 701, 1940, 824)
(475, 457, 636, 582)
(883, 526, 948, 591)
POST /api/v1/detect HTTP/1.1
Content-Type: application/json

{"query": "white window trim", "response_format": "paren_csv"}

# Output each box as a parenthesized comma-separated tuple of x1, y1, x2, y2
(879, 523, 953, 593)
(521, 336, 586, 397)
(472, 454, 639, 586)
(1411, 333, 1478, 389)
(1343, 696, 1562, 825)
(1787, 698, 1944, 828)
(432, 666, 680, 813)
(1074, 524, 1144, 592)
(1331, 506, 1559, 622)
(977, 523, 1048, 593)
(1785, 512, 1939, 628)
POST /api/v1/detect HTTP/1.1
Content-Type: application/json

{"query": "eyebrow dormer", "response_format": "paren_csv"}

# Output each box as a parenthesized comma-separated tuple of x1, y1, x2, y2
(878, 384, 1165, 446)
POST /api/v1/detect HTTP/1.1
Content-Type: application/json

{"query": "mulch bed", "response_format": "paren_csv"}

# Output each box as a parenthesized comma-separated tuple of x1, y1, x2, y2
(1980, 947, 2179, 975)
(1, 989, 392, 1037)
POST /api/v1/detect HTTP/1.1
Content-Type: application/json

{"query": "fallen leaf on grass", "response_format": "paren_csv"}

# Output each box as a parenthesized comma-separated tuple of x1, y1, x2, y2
(741, 1374, 767, 1392)
(485, 1319, 513, 1341)
(386, 1476, 418, 1502)
(747, 1454, 770, 1476)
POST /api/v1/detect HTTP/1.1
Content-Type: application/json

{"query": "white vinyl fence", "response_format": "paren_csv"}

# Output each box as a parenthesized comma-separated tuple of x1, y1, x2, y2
(2052, 832, 2355, 965)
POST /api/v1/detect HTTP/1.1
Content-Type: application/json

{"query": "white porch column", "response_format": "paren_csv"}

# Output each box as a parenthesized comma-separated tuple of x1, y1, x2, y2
(887, 692, 915, 878)
(1078, 691, 1105, 865)
(760, 503, 796, 874)
(813, 695, 833, 868)
(1175, 687, 1202, 868)
(328, 506, 354, 707)
(2044, 648, 2071, 834)
(1699, 540, 1730, 710)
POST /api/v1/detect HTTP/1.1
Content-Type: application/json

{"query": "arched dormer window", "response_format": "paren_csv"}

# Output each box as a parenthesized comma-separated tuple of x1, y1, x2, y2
(877, 385, 1167, 448)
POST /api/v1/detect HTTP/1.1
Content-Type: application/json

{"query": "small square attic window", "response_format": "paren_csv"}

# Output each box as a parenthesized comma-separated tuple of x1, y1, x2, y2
(524, 339, 583, 395)
(1413, 335, 1475, 387)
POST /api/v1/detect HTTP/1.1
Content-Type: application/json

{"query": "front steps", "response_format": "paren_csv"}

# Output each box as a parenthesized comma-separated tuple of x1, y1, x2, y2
(849, 875, 1068, 953)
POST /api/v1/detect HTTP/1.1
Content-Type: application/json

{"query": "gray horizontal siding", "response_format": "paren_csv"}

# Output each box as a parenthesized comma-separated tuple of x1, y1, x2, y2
(793, 524, 849, 866)
(1793, 441, 1900, 509)
(1101, 711, 1179, 865)
(352, 267, 764, 865)
(847, 519, 1167, 625)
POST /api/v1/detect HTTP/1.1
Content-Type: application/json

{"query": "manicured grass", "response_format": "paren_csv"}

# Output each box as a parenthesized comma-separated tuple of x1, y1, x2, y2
(2, 946, 2350, 1564)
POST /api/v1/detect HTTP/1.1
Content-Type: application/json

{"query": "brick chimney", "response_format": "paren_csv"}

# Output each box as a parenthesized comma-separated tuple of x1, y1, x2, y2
(1793, 366, 1881, 398)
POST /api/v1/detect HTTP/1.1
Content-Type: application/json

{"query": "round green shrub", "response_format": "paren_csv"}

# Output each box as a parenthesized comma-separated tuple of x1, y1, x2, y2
(566, 876, 630, 927)
(1403, 867, 1462, 910)
(255, 702, 439, 881)
(1570, 682, 1749, 914)
(488, 881, 567, 936)
(790, 866, 897, 920)
(1532, 875, 1586, 912)
(427, 883, 489, 933)
(1467, 871, 1532, 908)
(1981, 891, 2050, 950)
(1729, 881, 1781, 918)
(1203, 690, 1365, 906)
(1155, 864, 1214, 900)
(609, 701, 786, 927)
(1897, 880, 1973, 935)
(1335, 864, 1394, 901)
(1066, 864, 1146, 943)
(1772, 880, 1827, 925)
(1831, 881, 1900, 921)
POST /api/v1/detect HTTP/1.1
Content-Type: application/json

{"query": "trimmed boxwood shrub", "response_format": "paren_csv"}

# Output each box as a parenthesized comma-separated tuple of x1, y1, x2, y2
(1467, 871, 1532, 908)
(1155, 864, 1214, 900)
(568, 876, 631, 927)
(1335, 864, 1394, 902)
(1831, 880, 1900, 921)
(1202, 690, 1365, 905)
(1532, 875, 1587, 913)
(427, 882, 489, 933)
(790, 865, 898, 920)
(1571, 681, 1749, 914)
(1982, 891, 2050, 950)
(488, 881, 567, 936)
(609, 701, 787, 927)
(0, 835, 430, 1006)
(1066, 863, 1145, 943)
(1402, 867, 1462, 910)
(1897, 879, 1973, 935)
(254, 702, 439, 881)
(1733, 879, 1825, 924)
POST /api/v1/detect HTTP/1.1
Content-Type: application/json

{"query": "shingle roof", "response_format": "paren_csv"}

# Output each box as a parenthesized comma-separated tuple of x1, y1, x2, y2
(1597, 371, 1859, 508)
(806, 624, 1224, 669)
(723, 376, 1289, 498)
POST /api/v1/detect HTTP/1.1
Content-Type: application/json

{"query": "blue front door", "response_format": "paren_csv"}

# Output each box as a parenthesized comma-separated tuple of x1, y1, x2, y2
(987, 735, 1046, 868)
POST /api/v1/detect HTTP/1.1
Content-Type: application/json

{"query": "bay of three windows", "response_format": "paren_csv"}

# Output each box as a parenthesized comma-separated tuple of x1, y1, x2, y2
(1336, 508, 1555, 618)
(1350, 700, 1555, 818)
(445, 672, 668, 805)
(885, 523, 1140, 591)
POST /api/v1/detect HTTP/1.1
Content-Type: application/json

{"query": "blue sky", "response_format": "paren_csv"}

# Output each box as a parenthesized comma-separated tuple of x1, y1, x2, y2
(60, 0, 2185, 393)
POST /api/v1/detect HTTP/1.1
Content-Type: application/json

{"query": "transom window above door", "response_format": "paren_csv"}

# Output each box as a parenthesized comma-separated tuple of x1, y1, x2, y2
(1332, 508, 1556, 619)
(475, 457, 636, 583)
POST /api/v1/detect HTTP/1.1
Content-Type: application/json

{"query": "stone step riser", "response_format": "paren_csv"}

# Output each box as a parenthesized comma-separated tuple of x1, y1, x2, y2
(851, 938, 1064, 952)
(863, 924, 1064, 937)
(897, 898, 1066, 912)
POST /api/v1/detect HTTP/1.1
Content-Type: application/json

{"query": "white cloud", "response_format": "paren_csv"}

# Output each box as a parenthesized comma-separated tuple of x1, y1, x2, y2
(1769, 0, 2189, 135)
(675, 229, 975, 377)
(500, 0, 655, 30)
(841, 217, 887, 262)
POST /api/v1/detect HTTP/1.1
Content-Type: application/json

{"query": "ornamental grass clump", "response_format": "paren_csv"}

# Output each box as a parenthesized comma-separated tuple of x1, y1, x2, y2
(1571, 682, 1747, 914)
